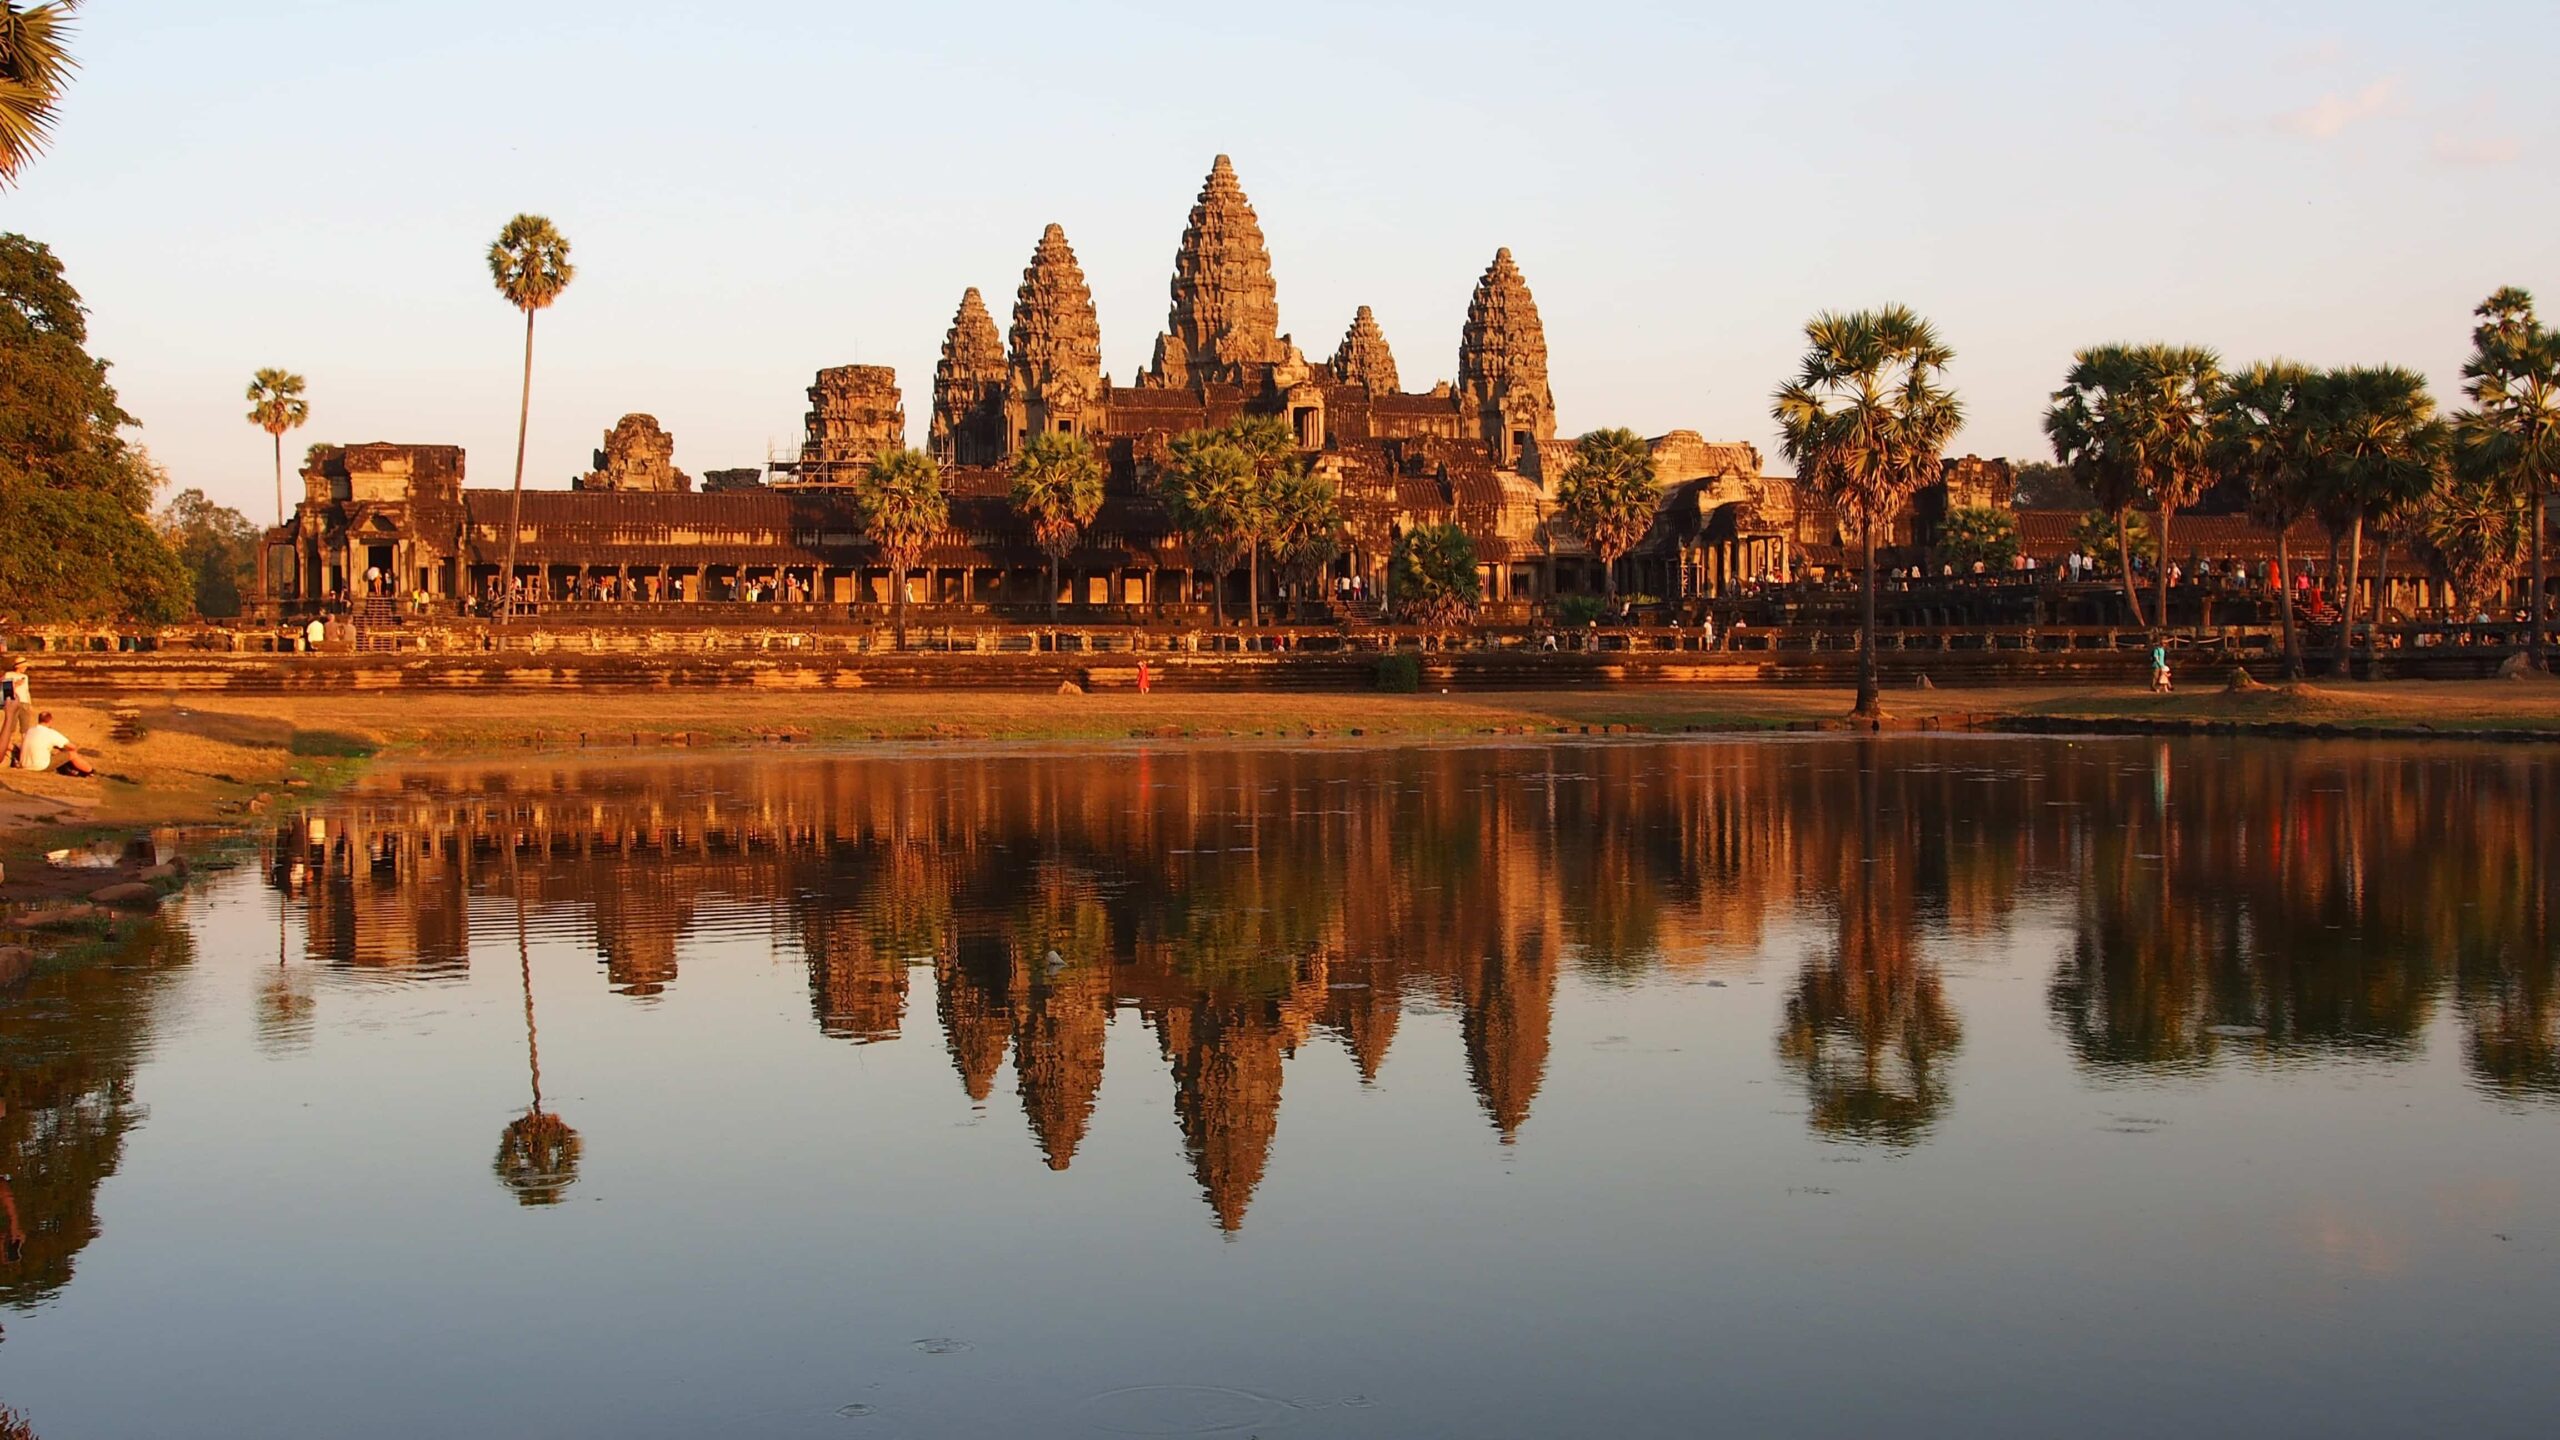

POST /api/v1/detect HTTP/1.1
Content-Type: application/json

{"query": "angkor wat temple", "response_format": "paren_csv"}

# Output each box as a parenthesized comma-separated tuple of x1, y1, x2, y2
(262, 156, 1845, 618)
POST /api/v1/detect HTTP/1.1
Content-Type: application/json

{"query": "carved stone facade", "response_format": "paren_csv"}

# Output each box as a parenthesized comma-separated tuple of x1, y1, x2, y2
(1456, 248, 1557, 472)
(1140, 155, 1294, 389)
(930, 287, 1008, 467)
(577, 413, 690, 493)
(264, 155, 1794, 616)
(798, 365, 905, 480)
(1005, 224, 1105, 449)
(1329, 306, 1399, 393)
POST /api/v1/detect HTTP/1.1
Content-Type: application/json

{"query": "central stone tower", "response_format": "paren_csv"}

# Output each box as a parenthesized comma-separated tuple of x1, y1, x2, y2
(1140, 155, 1293, 389)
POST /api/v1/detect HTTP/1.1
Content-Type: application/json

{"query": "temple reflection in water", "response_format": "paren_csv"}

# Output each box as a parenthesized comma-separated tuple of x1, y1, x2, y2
(243, 739, 2560, 1234)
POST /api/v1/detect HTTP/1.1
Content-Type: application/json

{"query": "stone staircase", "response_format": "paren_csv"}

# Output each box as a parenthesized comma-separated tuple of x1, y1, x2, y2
(352, 597, 401, 652)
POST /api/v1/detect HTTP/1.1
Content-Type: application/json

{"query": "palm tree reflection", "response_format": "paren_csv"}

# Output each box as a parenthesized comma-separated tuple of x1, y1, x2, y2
(1777, 754, 1960, 1146)
(494, 889, 581, 1205)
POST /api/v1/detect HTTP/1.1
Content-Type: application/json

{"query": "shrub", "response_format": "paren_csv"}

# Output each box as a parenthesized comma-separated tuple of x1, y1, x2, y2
(1936, 505, 2020, 574)
(1556, 594, 1606, 627)
(1375, 653, 1422, 693)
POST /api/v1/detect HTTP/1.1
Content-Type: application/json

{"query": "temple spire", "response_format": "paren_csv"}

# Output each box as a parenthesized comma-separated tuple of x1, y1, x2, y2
(930, 287, 1006, 466)
(1004, 224, 1104, 452)
(1457, 247, 1556, 471)
(1329, 305, 1400, 393)
(1143, 154, 1287, 388)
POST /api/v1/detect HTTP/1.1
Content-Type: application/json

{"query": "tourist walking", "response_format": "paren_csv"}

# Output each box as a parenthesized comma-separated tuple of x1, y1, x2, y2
(0, 656, 33, 766)
(2150, 642, 2173, 693)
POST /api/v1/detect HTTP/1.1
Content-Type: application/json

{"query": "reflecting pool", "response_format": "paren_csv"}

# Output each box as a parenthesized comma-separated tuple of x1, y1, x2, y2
(3, 736, 2557, 1437)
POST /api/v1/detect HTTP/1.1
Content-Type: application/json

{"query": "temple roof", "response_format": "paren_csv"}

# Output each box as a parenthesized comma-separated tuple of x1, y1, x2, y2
(1329, 306, 1399, 393)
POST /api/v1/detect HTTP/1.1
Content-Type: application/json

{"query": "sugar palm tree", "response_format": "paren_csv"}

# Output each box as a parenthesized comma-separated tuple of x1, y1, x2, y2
(2456, 288, 2560, 670)
(2046, 344, 2224, 633)
(1555, 427, 1660, 602)
(0, 1, 78, 188)
(244, 369, 309, 528)
(2215, 361, 2317, 680)
(487, 215, 574, 622)
(1773, 307, 1964, 718)
(1008, 431, 1104, 622)
(1262, 465, 1344, 619)
(1222, 414, 1299, 627)
(2303, 366, 2447, 676)
(853, 447, 947, 650)
(2421, 432, 2533, 621)
(1156, 431, 1261, 627)
(2304, 361, 2437, 671)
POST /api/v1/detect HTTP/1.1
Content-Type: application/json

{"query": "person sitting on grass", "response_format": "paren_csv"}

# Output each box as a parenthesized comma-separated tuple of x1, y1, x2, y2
(19, 712, 95, 777)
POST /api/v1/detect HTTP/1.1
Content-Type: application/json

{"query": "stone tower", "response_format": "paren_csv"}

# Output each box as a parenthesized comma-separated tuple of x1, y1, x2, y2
(1456, 248, 1557, 471)
(930, 287, 1008, 467)
(1329, 306, 1400, 393)
(1005, 223, 1104, 453)
(1142, 154, 1290, 389)
(577, 413, 691, 492)
(799, 365, 906, 480)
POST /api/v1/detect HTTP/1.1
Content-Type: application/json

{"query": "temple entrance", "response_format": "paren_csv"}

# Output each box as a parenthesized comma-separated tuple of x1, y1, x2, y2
(363, 542, 395, 596)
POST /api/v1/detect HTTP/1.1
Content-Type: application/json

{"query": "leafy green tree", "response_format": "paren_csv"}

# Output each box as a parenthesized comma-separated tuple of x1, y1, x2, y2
(1155, 431, 1261, 626)
(487, 214, 573, 622)
(2066, 507, 2153, 573)
(1773, 306, 1964, 717)
(2454, 287, 2560, 670)
(1390, 522, 1480, 627)
(2011, 459, 2094, 509)
(2215, 361, 2317, 679)
(2303, 367, 2447, 675)
(1262, 465, 1344, 617)
(244, 368, 308, 528)
(852, 447, 947, 650)
(0, 233, 188, 623)
(2046, 344, 2224, 632)
(1933, 504, 2018, 574)
(0, 1, 77, 187)
(1555, 427, 1659, 599)
(155, 487, 258, 617)
(1007, 430, 1103, 621)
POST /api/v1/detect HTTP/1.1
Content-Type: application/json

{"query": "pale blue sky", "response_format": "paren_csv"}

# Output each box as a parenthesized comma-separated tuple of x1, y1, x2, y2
(10, 1, 2555, 520)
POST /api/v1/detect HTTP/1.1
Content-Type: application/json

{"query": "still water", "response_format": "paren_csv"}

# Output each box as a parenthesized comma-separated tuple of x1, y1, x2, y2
(3, 737, 2557, 1438)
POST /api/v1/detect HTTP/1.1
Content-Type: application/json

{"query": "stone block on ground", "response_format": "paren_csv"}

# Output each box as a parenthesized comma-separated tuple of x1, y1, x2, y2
(88, 881, 159, 907)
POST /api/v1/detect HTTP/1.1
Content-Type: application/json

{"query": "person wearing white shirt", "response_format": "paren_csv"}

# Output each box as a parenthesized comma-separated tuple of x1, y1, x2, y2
(19, 712, 92, 776)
